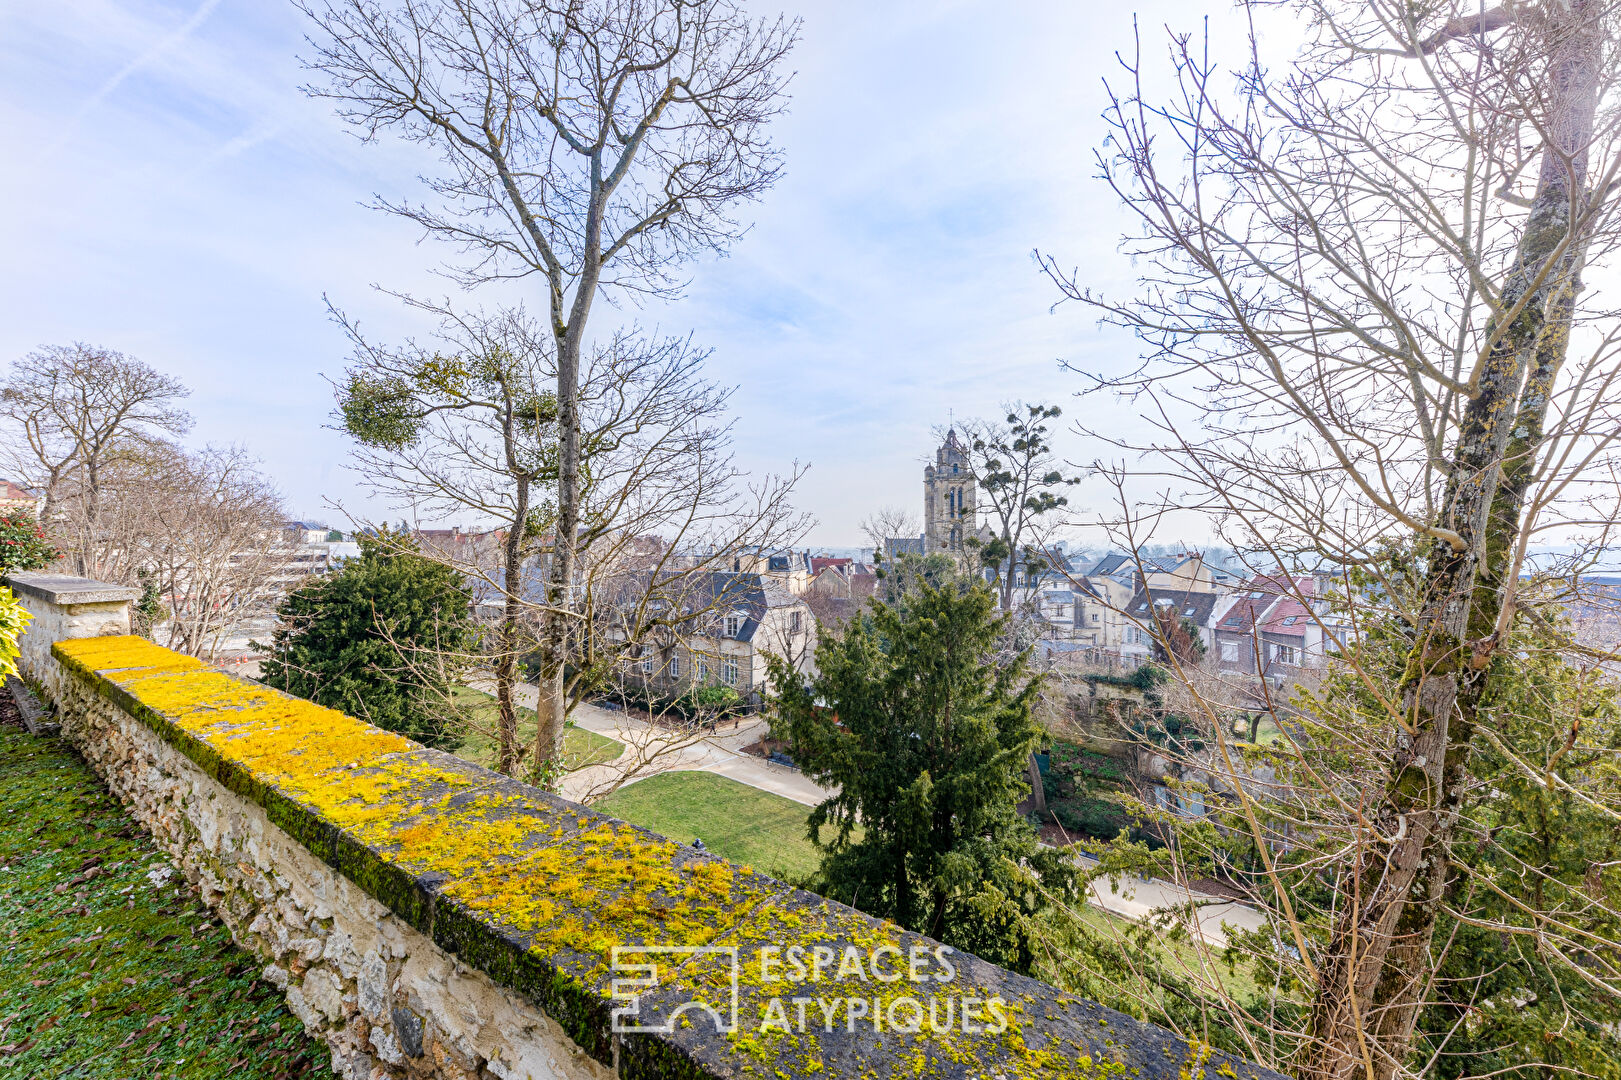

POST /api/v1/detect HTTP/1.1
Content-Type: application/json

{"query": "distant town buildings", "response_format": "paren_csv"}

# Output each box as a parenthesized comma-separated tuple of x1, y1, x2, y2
(868, 428, 1358, 693)
(271, 521, 361, 591)
(614, 565, 817, 708)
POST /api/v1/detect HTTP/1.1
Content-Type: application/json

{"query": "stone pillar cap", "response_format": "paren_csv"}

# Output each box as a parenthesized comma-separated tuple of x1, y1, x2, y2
(2, 572, 140, 606)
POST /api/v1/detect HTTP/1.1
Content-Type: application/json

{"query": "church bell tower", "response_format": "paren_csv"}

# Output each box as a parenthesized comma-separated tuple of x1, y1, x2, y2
(923, 429, 976, 554)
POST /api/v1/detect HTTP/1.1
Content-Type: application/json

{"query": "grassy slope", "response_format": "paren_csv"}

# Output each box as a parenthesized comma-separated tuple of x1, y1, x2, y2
(597, 771, 836, 883)
(1071, 903, 1269, 1002)
(0, 717, 326, 1079)
(450, 686, 622, 772)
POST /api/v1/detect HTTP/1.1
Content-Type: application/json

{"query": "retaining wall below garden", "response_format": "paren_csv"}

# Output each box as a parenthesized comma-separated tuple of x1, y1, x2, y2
(3, 571, 1285, 1080)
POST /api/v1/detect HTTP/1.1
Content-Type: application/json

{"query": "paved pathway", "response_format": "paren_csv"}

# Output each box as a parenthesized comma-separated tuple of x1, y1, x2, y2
(1077, 856, 1268, 946)
(487, 680, 838, 806)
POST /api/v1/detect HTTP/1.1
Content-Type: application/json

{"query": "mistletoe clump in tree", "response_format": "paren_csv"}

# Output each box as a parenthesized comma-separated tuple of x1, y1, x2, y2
(960, 403, 1080, 612)
(768, 577, 1077, 974)
(258, 533, 476, 750)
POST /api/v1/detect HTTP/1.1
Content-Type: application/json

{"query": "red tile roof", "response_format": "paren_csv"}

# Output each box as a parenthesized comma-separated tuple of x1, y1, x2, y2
(1215, 575, 1297, 634)
(1259, 596, 1314, 637)
(0, 480, 39, 505)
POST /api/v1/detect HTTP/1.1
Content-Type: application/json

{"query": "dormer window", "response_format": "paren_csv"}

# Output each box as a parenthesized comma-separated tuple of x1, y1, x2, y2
(725, 613, 745, 638)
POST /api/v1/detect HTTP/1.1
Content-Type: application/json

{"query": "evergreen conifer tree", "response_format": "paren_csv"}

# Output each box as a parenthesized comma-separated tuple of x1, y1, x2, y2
(259, 534, 475, 749)
(768, 578, 1077, 974)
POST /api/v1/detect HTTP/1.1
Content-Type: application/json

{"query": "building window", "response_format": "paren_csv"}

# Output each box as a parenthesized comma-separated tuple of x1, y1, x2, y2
(1272, 644, 1297, 665)
(696, 657, 709, 683)
(1091, 612, 1100, 624)
(1221, 641, 1239, 662)
(725, 613, 744, 638)
(790, 610, 802, 633)
(722, 657, 739, 686)
(670, 654, 682, 678)
(641, 654, 653, 675)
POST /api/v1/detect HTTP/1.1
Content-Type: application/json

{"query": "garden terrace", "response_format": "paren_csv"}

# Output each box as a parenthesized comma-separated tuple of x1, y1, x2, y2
(5, 571, 1286, 1080)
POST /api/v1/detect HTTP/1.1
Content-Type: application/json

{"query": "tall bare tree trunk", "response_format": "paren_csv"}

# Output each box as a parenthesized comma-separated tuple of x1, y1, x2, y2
(495, 474, 530, 777)
(534, 174, 603, 783)
(1303, 7, 1602, 1076)
(535, 337, 580, 784)
(79, 457, 100, 577)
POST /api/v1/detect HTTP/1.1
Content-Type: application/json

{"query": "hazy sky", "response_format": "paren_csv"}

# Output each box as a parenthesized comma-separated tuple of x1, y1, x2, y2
(0, 0, 1242, 547)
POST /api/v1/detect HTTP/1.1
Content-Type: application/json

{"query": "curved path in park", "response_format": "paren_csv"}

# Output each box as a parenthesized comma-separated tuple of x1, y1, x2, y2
(500, 682, 1268, 947)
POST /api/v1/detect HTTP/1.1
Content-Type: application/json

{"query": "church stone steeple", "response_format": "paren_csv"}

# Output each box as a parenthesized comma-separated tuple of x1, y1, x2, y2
(923, 429, 976, 554)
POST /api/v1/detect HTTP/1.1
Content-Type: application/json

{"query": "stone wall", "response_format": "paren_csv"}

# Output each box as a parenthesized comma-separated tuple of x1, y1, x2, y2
(5, 573, 1286, 1080)
(6, 572, 138, 687)
(52, 656, 605, 1080)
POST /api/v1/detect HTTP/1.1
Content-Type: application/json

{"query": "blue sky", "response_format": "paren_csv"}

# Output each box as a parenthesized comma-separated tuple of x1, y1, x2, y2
(0, 0, 1237, 546)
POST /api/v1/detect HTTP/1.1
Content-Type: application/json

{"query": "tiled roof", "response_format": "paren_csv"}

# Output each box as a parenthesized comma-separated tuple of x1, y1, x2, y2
(603, 570, 800, 644)
(1260, 596, 1313, 637)
(1216, 576, 1313, 635)
(1086, 553, 1132, 577)
(1125, 586, 1219, 627)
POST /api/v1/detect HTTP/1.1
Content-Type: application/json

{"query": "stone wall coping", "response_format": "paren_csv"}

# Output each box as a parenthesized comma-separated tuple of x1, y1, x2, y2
(4, 572, 140, 606)
(51, 633, 1285, 1080)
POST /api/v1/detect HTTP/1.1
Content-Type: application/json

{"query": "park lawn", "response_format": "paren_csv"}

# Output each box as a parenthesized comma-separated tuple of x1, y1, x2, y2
(450, 686, 622, 772)
(597, 771, 848, 884)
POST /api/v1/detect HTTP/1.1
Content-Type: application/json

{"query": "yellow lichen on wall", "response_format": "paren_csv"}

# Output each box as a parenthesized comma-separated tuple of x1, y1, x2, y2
(51, 636, 1144, 1080)
(57, 634, 204, 676)
(52, 635, 773, 967)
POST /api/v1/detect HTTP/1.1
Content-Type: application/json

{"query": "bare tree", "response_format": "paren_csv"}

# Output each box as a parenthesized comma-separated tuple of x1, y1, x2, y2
(337, 300, 557, 775)
(45, 439, 292, 658)
(0, 344, 192, 575)
(336, 298, 807, 782)
(299, 0, 799, 772)
(1042, 2, 1621, 1077)
(858, 504, 920, 558)
(956, 403, 1080, 611)
(138, 445, 292, 659)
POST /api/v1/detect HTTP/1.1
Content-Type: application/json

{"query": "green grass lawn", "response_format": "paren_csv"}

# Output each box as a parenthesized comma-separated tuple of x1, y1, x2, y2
(597, 771, 846, 883)
(450, 686, 623, 772)
(0, 715, 326, 1078)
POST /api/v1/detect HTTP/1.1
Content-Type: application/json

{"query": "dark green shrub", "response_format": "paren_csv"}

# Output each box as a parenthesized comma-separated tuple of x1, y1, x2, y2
(0, 509, 58, 575)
